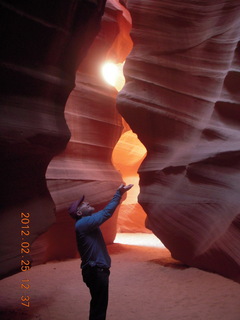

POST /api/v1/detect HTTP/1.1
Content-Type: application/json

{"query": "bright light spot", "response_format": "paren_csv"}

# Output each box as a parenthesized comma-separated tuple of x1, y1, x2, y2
(114, 233, 165, 248)
(101, 61, 125, 91)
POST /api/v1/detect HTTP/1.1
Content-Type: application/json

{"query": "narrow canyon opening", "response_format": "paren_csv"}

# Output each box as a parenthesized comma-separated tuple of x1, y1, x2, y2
(100, 60, 165, 247)
(100, 60, 150, 234)
(95, 1, 165, 245)
(41, 1, 164, 265)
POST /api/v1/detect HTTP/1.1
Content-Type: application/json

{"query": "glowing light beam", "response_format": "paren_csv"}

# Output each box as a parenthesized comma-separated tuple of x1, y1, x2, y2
(101, 61, 125, 92)
(114, 233, 165, 248)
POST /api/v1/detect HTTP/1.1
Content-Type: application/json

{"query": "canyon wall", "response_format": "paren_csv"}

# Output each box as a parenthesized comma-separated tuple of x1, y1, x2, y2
(117, 0, 240, 282)
(1, 0, 240, 284)
(37, 0, 133, 263)
(0, 0, 107, 278)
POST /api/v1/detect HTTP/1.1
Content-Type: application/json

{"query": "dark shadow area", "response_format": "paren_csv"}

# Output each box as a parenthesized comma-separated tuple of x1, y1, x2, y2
(0, 309, 32, 320)
(0, 306, 44, 320)
(0, 295, 55, 320)
(149, 258, 189, 270)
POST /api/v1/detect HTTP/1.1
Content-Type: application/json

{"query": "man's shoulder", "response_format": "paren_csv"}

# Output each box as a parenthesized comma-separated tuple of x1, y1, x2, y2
(75, 213, 100, 230)
(75, 215, 90, 226)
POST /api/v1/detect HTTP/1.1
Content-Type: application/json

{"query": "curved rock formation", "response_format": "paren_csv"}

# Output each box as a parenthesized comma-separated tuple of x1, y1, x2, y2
(2, 0, 239, 285)
(42, 0, 133, 262)
(0, 0, 106, 278)
(117, 0, 240, 282)
(112, 128, 149, 233)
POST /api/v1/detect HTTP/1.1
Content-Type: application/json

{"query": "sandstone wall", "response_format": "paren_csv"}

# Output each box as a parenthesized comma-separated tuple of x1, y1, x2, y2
(0, 0, 106, 278)
(42, 0, 132, 262)
(2, 0, 240, 284)
(117, 0, 240, 282)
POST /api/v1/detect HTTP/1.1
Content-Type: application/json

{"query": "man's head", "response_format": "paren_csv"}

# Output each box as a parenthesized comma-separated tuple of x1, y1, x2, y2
(77, 201, 95, 218)
(68, 195, 95, 220)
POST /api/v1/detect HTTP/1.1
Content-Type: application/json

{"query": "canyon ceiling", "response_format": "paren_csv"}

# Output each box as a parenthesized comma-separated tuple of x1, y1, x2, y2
(0, 0, 240, 283)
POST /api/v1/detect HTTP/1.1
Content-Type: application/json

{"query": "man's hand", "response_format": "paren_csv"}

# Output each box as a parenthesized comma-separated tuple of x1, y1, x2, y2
(118, 183, 134, 195)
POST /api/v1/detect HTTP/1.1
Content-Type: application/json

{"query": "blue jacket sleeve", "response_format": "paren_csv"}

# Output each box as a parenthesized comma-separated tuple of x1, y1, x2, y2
(75, 190, 122, 233)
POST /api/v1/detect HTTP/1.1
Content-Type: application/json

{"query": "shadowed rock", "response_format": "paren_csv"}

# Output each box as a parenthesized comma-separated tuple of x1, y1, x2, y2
(0, 0, 106, 278)
(117, 0, 240, 282)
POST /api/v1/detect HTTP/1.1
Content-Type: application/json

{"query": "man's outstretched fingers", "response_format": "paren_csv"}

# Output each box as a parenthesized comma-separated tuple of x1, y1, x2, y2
(118, 184, 134, 194)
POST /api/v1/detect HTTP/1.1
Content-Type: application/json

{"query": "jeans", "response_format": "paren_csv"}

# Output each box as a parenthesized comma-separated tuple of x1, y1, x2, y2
(82, 266, 110, 320)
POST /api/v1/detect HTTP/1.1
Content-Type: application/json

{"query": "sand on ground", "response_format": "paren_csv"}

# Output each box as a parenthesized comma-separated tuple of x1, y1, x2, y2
(0, 233, 240, 320)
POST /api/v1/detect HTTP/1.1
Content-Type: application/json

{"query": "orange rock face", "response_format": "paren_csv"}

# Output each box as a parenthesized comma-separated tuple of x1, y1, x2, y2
(117, 0, 240, 281)
(112, 129, 149, 233)
(43, 0, 133, 262)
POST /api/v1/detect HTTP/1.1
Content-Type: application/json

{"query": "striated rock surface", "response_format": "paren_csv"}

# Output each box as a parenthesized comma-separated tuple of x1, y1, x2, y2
(0, 0, 106, 278)
(44, 75, 122, 262)
(117, 0, 240, 282)
(42, 0, 132, 262)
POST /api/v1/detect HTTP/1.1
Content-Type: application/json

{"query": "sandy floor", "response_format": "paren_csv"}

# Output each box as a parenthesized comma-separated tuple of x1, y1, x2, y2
(0, 234, 240, 320)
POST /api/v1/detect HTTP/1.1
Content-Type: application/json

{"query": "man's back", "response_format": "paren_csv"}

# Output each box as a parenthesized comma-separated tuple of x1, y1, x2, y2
(76, 223, 111, 269)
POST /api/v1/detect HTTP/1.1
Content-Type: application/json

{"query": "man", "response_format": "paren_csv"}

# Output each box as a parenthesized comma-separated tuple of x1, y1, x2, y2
(68, 183, 133, 320)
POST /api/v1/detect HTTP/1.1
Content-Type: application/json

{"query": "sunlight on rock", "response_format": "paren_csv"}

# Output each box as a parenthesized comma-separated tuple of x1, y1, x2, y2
(114, 233, 165, 248)
(101, 61, 125, 91)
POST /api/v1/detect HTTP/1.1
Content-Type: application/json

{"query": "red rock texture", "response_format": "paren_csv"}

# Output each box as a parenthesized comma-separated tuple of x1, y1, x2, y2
(39, 0, 133, 263)
(0, 0, 107, 278)
(1, 0, 240, 285)
(117, 0, 240, 282)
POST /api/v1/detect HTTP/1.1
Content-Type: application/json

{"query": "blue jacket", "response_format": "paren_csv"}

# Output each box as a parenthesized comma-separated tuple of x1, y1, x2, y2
(75, 190, 122, 269)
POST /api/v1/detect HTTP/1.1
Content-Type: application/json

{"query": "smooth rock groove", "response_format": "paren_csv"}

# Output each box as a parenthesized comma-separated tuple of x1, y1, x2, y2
(117, 0, 240, 282)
